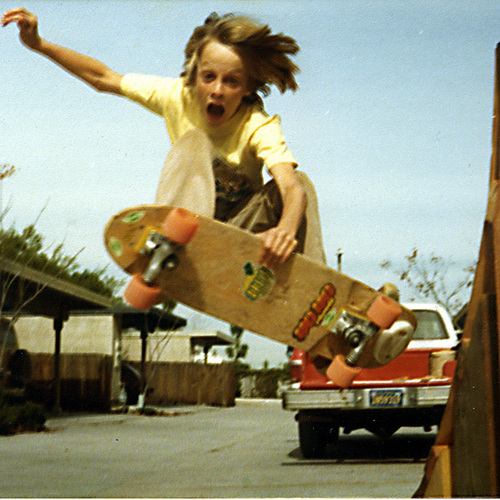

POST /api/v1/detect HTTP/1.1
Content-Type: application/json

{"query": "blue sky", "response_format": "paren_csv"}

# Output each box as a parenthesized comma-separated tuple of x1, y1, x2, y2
(1, 1, 499, 366)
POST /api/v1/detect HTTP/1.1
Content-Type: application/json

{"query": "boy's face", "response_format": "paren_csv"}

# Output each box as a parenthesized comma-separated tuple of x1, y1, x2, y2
(195, 40, 251, 128)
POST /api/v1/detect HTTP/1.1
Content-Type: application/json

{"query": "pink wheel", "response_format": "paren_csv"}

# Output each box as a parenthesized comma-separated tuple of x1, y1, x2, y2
(326, 355, 361, 388)
(162, 208, 199, 245)
(124, 274, 161, 310)
(366, 295, 402, 329)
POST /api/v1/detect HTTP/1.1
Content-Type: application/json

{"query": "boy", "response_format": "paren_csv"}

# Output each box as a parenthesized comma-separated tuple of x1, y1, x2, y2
(2, 8, 325, 268)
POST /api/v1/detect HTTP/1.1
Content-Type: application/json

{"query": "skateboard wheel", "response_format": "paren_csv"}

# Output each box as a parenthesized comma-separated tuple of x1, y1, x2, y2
(326, 355, 361, 388)
(366, 295, 402, 329)
(124, 274, 161, 310)
(372, 320, 415, 364)
(162, 208, 199, 245)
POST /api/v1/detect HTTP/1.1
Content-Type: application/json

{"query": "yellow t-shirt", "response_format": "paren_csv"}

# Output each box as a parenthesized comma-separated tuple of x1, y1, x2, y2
(121, 74, 296, 202)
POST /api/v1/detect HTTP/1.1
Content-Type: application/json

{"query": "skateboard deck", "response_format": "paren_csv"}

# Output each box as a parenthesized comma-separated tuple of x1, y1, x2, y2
(104, 205, 417, 386)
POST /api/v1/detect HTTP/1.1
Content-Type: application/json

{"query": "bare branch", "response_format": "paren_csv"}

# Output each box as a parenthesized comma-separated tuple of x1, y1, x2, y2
(380, 248, 475, 315)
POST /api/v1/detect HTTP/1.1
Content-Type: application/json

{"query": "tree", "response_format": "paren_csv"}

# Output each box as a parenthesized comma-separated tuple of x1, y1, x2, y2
(0, 164, 122, 298)
(0, 221, 122, 298)
(226, 324, 248, 365)
(380, 248, 475, 315)
(0, 215, 123, 378)
(0, 164, 15, 180)
(119, 303, 178, 410)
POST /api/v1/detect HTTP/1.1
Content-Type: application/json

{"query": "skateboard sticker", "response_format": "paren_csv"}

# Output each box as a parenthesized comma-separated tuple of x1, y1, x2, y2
(321, 308, 338, 328)
(242, 262, 275, 301)
(293, 283, 336, 341)
(108, 237, 123, 257)
(122, 211, 146, 224)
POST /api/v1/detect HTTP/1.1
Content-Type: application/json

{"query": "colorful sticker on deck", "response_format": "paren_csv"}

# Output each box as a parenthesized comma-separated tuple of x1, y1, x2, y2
(122, 211, 145, 224)
(242, 262, 275, 301)
(108, 237, 123, 257)
(321, 308, 338, 329)
(293, 283, 336, 341)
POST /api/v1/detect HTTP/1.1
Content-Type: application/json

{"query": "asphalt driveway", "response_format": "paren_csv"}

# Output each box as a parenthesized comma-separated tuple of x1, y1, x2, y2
(0, 399, 430, 497)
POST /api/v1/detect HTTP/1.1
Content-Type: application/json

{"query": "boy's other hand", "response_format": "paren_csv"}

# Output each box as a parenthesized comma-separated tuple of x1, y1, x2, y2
(2, 8, 42, 50)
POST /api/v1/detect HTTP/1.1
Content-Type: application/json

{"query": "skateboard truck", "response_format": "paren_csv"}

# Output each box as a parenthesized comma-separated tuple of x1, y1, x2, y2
(139, 230, 181, 285)
(326, 295, 403, 387)
(124, 208, 199, 310)
(332, 310, 378, 366)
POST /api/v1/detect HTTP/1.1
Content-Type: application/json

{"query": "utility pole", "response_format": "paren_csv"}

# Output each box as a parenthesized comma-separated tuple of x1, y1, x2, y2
(336, 249, 343, 272)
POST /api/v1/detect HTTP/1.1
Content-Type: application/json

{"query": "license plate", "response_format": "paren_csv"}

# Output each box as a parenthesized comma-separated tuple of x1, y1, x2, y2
(369, 389, 403, 408)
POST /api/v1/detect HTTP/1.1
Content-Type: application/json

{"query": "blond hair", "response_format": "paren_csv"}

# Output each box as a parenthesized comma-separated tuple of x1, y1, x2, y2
(182, 13, 300, 102)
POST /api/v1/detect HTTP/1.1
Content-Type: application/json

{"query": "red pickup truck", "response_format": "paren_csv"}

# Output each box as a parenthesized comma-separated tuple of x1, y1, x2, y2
(282, 303, 459, 458)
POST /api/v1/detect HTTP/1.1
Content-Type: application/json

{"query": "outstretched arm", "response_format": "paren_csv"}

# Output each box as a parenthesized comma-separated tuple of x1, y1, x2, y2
(2, 7, 123, 94)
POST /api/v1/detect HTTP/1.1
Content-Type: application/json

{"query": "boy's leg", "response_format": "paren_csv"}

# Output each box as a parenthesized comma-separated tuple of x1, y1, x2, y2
(222, 171, 326, 264)
(155, 129, 216, 217)
(295, 171, 327, 264)
(220, 180, 283, 233)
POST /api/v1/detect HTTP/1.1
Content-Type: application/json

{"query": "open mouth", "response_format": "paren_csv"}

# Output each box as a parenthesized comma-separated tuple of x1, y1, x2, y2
(207, 103, 225, 119)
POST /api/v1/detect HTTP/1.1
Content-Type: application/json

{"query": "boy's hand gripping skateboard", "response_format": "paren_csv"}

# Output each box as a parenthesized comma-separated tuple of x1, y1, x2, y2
(104, 205, 417, 387)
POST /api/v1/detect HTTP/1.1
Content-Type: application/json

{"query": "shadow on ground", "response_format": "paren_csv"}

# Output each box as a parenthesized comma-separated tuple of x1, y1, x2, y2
(286, 431, 436, 464)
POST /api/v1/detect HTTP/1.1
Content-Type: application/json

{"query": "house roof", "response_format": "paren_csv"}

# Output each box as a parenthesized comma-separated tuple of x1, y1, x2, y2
(49, 305, 187, 332)
(123, 329, 234, 349)
(184, 330, 234, 348)
(114, 305, 187, 332)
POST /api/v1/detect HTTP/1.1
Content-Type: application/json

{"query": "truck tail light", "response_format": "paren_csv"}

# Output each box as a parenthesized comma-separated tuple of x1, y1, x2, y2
(290, 359, 304, 382)
(289, 349, 306, 382)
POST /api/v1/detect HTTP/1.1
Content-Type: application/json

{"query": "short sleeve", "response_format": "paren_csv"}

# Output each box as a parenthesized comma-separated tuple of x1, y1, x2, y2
(120, 74, 177, 116)
(249, 115, 297, 171)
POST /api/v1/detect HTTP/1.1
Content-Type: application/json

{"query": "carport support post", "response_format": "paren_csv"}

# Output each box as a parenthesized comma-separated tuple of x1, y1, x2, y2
(53, 310, 68, 414)
(140, 328, 147, 392)
(53, 316, 63, 414)
(111, 314, 123, 405)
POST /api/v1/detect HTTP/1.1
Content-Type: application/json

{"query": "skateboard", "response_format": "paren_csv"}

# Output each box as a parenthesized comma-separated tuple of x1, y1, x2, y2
(104, 205, 417, 387)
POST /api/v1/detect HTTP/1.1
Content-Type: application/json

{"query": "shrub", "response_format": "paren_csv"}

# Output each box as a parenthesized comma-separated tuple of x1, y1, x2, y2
(0, 389, 47, 435)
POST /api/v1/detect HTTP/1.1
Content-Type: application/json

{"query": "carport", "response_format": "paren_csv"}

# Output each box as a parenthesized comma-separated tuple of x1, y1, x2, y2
(1, 258, 113, 411)
(186, 330, 234, 363)
(94, 305, 187, 392)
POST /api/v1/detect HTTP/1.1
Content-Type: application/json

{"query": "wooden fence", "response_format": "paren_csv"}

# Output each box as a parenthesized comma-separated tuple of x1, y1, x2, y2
(128, 361, 236, 407)
(27, 353, 113, 411)
(25, 354, 235, 410)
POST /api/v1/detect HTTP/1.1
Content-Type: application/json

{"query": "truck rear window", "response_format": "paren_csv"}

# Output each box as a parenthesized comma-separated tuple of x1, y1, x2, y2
(412, 310, 449, 340)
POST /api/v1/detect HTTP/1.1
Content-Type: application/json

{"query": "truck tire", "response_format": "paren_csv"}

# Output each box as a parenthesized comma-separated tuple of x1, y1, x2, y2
(298, 421, 339, 458)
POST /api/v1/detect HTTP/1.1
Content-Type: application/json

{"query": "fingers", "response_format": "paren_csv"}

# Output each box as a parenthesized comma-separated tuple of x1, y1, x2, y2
(2, 8, 40, 49)
(1, 7, 31, 27)
(258, 228, 298, 269)
(2, 8, 36, 32)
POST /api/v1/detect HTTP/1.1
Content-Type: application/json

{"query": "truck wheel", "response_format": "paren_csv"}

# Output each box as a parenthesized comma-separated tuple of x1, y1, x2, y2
(298, 421, 339, 458)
